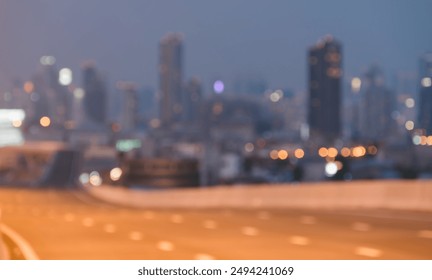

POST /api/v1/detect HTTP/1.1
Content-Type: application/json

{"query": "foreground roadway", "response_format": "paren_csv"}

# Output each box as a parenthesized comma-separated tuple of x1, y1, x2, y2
(0, 186, 431, 260)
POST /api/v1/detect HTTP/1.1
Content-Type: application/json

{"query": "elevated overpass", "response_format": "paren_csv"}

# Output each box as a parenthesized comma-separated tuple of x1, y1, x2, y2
(0, 142, 80, 187)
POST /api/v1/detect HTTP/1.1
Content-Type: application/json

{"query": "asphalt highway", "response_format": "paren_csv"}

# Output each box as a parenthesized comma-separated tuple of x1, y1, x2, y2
(0, 186, 431, 260)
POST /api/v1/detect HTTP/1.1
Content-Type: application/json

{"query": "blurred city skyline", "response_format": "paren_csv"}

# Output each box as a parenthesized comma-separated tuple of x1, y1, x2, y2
(1, 0, 432, 93)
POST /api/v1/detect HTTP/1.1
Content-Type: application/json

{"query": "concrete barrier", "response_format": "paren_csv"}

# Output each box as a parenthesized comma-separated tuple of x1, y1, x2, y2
(0, 209, 10, 260)
(85, 180, 432, 212)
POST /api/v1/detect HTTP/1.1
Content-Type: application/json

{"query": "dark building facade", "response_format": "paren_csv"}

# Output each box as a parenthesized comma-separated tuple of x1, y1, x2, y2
(159, 33, 183, 127)
(31, 63, 70, 127)
(418, 52, 432, 135)
(183, 77, 202, 123)
(117, 81, 138, 132)
(308, 36, 342, 143)
(359, 65, 395, 141)
(82, 62, 107, 125)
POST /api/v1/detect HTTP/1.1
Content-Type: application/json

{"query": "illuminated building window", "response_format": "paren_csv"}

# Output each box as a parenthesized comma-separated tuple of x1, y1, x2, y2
(326, 67, 341, 78)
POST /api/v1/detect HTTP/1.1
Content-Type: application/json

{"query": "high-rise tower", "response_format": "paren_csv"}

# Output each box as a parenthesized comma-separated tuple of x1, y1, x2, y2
(418, 52, 432, 135)
(117, 81, 138, 132)
(308, 35, 342, 143)
(183, 77, 202, 123)
(82, 62, 107, 125)
(358, 65, 394, 141)
(159, 33, 183, 127)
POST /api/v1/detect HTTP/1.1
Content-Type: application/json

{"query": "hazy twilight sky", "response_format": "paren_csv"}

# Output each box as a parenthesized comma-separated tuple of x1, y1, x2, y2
(0, 0, 431, 93)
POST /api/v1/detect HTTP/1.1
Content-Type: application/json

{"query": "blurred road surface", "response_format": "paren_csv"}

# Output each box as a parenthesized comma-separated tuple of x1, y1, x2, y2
(0, 186, 431, 260)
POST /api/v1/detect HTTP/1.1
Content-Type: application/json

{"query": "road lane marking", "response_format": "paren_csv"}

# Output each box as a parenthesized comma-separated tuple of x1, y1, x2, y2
(129, 231, 143, 241)
(31, 207, 41, 217)
(300, 215, 317, 225)
(82, 217, 95, 227)
(0, 224, 39, 260)
(418, 230, 432, 239)
(289, 236, 310, 246)
(203, 220, 217, 229)
(351, 222, 371, 232)
(143, 211, 155, 219)
(195, 254, 215, 260)
(64, 213, 75, 222)
(241, 226, 259, 236)
(157, 241, 174, 251)
(103, 224, 117, 234)
(355, 247, 382, 258)
(47, 210, 56, 219)
(14, 195, 24, 203)
(170, 214, 184, 224)
(257, 211, 271, 220)
(4, 206, 13, 214)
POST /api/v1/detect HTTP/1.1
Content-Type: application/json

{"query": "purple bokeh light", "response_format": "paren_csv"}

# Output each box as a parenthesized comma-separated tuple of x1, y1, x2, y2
(213, 80, 224, 94)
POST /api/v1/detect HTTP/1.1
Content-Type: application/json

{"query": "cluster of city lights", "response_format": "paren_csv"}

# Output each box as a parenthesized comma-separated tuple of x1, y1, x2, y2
(268, 148, 305, 160)
(79, 171, 102, 186)
(0, 109, 25, 128)
(412, 135, 432, 146)
(79, 168, 123, 187)
(319, 145, 377, 158)
(264, 145, 377, 161)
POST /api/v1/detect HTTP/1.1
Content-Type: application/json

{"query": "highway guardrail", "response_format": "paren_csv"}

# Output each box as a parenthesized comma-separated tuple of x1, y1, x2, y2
(85, 180, 432, 212)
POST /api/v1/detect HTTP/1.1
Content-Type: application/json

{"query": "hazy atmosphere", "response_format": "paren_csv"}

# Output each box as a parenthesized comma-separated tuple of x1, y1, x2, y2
(1, 0, 432, 262)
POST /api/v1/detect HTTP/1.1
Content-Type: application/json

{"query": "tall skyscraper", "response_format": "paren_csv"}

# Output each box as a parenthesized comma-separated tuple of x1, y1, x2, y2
(418, 52, 432, 135)
(31, 60, 70, 127)
(307, 35, 342, 143)
(183, 77, 202, 123)
(358, 65, 395, 141)
(159, 33, 183, 127)
(82, 62, 107, 125)
(117, 81, 138, 133)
